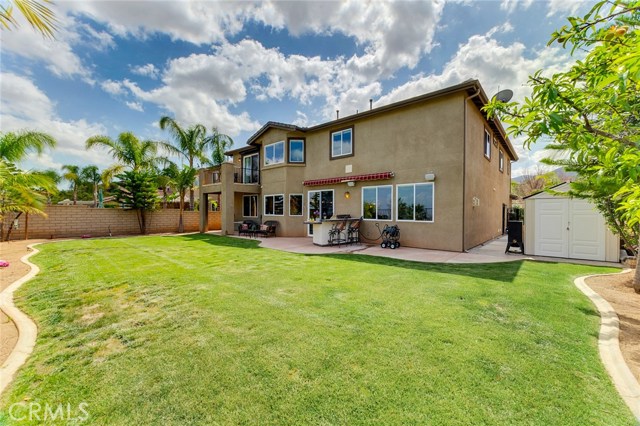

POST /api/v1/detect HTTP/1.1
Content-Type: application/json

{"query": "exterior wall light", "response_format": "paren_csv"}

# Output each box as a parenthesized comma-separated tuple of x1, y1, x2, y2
(424, 173, 436, 181)
(346, 181, 356, 187)
(344, 191, 351, 199)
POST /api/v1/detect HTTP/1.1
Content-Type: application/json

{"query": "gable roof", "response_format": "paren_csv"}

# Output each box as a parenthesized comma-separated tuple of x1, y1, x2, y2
(239, 80, 518, 160)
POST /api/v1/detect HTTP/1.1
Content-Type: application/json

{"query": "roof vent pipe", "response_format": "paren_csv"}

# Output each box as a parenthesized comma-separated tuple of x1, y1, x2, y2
(369, 99, 373, 110)
(336, 110, 339, 119)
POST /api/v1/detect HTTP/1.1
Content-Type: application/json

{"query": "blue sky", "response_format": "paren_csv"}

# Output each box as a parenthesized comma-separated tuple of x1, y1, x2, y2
(0, 0, 591, 177)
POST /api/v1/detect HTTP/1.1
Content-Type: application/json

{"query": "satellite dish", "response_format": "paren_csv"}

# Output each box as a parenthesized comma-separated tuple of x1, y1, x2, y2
(494, 89, 513, 103)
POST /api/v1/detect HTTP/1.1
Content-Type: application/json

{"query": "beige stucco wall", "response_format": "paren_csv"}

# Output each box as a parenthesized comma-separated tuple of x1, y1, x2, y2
(463, 98, 513, 250)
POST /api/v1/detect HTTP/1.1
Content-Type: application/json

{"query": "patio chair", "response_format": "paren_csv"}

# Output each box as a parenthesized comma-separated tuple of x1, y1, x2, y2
(255, 221, 278, 238)
(239, 220, 258, 237)
(328, 220, 347, 246)
(347, 217, 361, 245)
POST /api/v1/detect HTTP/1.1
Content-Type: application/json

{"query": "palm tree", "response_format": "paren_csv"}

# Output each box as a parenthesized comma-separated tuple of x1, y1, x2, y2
(173, 166, 198, 233)
(156, 164, 178, 209)
(36, 168, 60, 204)
(85, 132, 167, 185)
(0, 160, 56, 241)
(159, 116, 210, 210)
(62, 164, 82, 205)
(0, 0, 57, 38)
(0, 130, 56, 163)
(208, 127, 234, 166)
(81, 165, 102, 207)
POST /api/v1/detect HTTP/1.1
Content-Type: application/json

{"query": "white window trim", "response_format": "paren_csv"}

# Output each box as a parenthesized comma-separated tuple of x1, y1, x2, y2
(331, 128, 353, 158)
(289, 193, 303, 216)
(264, 141, 285, 166)
(242, 194, 258, 218)
(499, 150, 504, 173)
(361, 185, 393, 221)
(396, 183, 435, 223)
(264, 194, 285, 216)
(288, 139, 305, 163)
(484, 129, 491, 160)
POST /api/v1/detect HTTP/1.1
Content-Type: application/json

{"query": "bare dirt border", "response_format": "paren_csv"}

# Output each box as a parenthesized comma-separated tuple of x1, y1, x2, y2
(575, 271, 640, 420)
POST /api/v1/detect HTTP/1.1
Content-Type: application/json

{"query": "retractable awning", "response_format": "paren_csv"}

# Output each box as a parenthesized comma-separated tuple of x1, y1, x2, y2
(303, 171, 394, 187)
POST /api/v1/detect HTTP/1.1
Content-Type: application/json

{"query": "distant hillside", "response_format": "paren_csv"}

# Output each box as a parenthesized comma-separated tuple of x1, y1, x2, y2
(512, 167, 576, 183)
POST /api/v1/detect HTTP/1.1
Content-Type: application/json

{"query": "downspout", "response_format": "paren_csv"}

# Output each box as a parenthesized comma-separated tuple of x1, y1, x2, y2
(463, 88, 481, 252)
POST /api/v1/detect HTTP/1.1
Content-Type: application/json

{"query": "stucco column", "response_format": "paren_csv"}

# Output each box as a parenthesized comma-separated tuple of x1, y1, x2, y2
(199, 191, 208, 233)
(220, 163, 236, 235)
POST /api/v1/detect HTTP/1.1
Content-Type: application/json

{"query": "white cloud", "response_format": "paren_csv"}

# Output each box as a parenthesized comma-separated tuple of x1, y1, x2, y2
(125, 101, 144, 112)
(546, 0, 587, 17)
(0, 73, 108, 168)
(0, 14, 92, 80)
(100, 79, 125, 95)
(500, 0, 534, 14)
(130, 63, 160, 79)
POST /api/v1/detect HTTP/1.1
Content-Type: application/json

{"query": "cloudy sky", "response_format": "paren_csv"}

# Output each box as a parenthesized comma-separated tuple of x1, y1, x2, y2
(1, 0, 588, 177)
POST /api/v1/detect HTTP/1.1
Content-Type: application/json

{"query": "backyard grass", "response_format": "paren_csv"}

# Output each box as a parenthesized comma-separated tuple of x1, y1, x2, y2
(0, 234, 635, 425)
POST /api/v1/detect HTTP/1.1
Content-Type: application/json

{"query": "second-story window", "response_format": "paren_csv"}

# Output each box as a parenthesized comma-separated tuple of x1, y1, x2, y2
(499, 150, 504, 172)
(331, 127, 353, 159)
(484, 129, 491, 160)
(264, 141, 284, 166)
(289, 139, 305, 163)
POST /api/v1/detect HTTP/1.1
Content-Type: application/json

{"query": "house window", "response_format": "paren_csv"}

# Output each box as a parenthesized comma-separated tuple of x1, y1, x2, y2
(243, 195, 258, 217)
(484, 129, 491, 160)
(288, 139, 305, 163)
(499, 150, 504, 173)
(331, 127, 353, 158)
(264, 141, 284, 166)
(397, 183, 434, 222)
(362, 185, 392, 220)
(264, 194, 284, 216)
(289, 194, 303, 216)
(507, 160, 511, 176)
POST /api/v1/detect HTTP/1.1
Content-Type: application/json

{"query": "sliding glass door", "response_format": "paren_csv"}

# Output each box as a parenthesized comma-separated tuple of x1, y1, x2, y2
(307, 190, 334, 235)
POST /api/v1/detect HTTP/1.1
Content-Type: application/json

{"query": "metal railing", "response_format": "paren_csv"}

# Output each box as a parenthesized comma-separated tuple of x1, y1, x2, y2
(234, 167, 260, 184)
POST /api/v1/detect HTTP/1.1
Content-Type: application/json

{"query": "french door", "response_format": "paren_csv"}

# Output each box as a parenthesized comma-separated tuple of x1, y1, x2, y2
(307, 190, 334, 235)
(242, 153, 259, 184)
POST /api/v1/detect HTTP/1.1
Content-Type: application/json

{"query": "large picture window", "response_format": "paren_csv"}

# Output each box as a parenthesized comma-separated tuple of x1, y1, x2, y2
(289, 194, 303, 216)
(264, 194, 284, 216)
(362, 185, 392, 220)
(397, 183, 434, 222)
(331, 128, 353, 158)
(288, 139, 305, 163)
(264, 141, 284, 166)
(243, 195, 258, 217)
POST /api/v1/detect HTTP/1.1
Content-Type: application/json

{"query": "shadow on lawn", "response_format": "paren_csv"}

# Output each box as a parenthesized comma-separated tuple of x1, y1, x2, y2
(174, 233, 261, 249)
(320, 253, 525, 283)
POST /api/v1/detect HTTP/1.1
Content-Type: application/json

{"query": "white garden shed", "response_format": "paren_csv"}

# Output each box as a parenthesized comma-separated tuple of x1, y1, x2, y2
(524, 182, 619, 262)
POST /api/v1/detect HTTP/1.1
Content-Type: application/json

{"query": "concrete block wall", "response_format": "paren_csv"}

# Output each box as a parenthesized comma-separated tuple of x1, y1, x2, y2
(3, 206, 221, 240)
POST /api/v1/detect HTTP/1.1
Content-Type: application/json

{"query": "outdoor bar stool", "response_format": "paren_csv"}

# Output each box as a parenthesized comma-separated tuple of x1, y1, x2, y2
(328, 220, 347, 246)
(347, 218, 361, 245)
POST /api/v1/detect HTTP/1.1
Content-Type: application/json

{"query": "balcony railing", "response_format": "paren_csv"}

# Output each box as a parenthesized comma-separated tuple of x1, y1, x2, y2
(202, 166, 260, 185)
(234, 167, 260, 184)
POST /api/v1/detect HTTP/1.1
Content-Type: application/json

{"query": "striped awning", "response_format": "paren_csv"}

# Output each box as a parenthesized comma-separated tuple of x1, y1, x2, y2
(303, 171, 394, 187)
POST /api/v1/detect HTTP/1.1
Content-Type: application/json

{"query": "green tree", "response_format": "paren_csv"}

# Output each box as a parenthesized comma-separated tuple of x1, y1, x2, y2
(173, 166, 198, 233)
(62, 164, 82, 205)
(158, 116, 210, 210)
(485, 0, 640, 288)
(114, 170, 158, 234)
(0, 130, 56, 163)
(0, 0, 57, 38)
(36, 168, 60, 205)
(155, 164, 178, 210)
(85, 131, 167, 185)
(208, 127, 234, 166)
(81, 165, 102, 207)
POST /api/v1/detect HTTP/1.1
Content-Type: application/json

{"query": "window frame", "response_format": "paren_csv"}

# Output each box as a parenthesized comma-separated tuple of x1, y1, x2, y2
(242, 194, 258, 218)
(264, 194, 285, 216)
(361, 185, 393, 221)
(330, 126, 354, 159)
(264, 141, 285, 166)
(396, 182, 435, 223)
(507, 160, 511, 176)
(287, 138, 305, 164)
(289, 193, 303, 216)
(484, 129, 491, 160)
(499, 150, 504, 173)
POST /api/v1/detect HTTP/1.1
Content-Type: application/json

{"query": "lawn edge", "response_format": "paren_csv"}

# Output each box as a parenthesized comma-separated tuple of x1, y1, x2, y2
(0, 243, 42, 396)
(574, 270, 640, 420)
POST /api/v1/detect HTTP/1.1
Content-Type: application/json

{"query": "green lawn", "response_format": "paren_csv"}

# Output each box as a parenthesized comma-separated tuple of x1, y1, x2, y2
(0, 235, 634, 425)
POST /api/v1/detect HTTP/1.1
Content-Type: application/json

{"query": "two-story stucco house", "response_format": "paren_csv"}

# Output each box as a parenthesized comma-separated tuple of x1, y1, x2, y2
(198, 79, 518, 252)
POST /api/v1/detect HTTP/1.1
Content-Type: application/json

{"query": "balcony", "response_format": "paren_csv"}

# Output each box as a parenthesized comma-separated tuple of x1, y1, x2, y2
(201, 164, 260, 188)
(234, 167, 260, 184)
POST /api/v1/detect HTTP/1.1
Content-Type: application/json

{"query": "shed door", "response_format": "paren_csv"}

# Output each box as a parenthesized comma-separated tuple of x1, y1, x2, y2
(535, 199, 569, 258)
(534, 198, 606, 261)
(568, 199, 606, 261)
